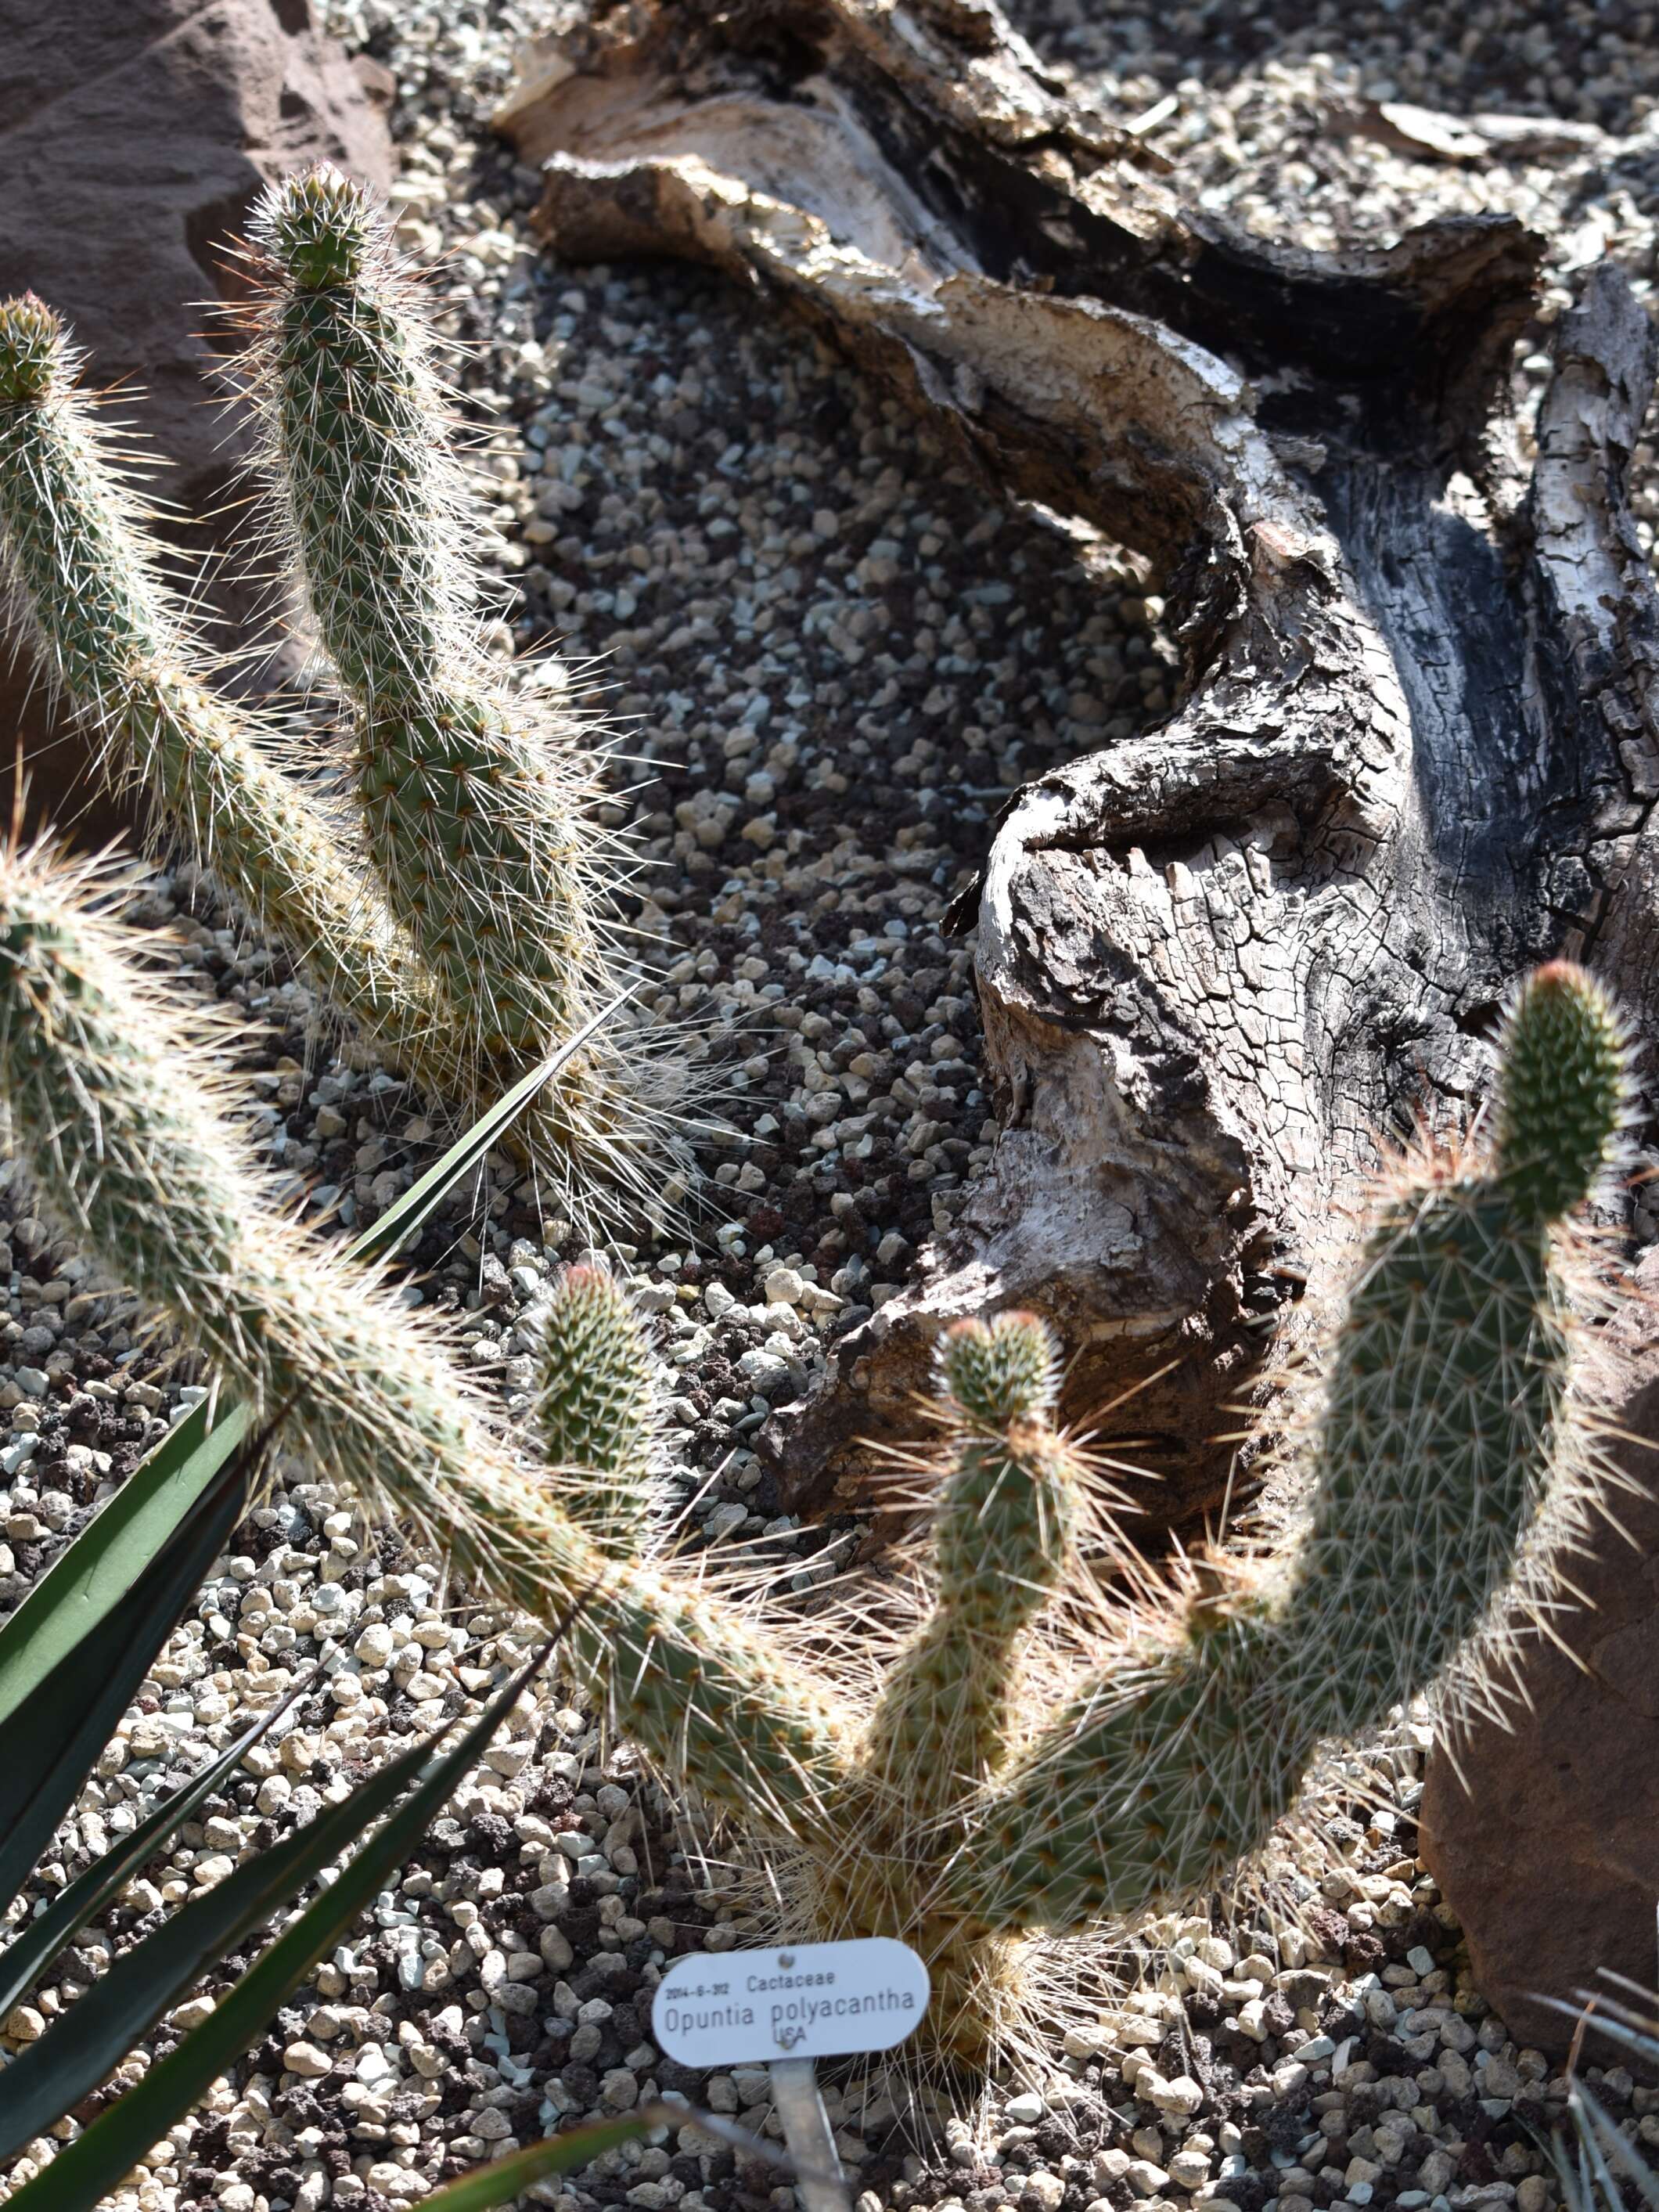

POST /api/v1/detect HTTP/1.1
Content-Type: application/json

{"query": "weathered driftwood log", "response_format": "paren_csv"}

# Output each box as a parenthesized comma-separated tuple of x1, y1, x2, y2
(498, 0, 1659, 1532)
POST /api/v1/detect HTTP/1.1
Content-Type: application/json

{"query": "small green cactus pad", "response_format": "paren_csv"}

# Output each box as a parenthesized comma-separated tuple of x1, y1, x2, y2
(538, 1263, 661, 1555)
(939, 1310, 1060, 1428)
(0, 294, 68, 402)
(1494, 960, 1631, 1223)
(261, 165, 374, 291)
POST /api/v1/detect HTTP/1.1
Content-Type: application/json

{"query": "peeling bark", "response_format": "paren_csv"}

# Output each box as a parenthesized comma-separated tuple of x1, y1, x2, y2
(498, 1, 1659, 1531)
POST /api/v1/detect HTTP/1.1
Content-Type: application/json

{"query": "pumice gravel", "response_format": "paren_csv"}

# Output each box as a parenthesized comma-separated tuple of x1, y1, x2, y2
(3, 0, 1657, 2206)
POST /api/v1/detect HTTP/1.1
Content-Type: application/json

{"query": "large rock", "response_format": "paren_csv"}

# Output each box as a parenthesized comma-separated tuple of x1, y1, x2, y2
(0, 0, 393, 844)
(1419, 1252, 1659, 2051)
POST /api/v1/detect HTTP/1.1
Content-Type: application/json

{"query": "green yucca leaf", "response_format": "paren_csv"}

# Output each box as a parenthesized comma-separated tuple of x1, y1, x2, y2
(0, 1665, 311, 2023)
(0, 1432, 264, 1922)
(420, 2103, 795, 2212)
(0, 1645, 550, 2194)
(348, 992, 628, 1266)
(0, 1394, 251, 1735)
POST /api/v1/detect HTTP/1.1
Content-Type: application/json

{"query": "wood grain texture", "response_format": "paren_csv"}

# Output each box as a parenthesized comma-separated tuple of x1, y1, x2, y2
(500, 0, 1659, 1533)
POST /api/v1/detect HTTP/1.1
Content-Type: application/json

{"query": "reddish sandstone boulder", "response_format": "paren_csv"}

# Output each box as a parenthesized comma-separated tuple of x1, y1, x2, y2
(0, 0, 393, 842)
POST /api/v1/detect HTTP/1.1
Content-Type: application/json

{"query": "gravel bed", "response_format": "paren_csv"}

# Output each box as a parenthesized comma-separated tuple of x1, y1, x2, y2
(3, 0, 1659, 2208)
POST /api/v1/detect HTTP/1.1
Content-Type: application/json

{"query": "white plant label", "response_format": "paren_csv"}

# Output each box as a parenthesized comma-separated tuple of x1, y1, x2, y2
(652, 1937, 930, 2065)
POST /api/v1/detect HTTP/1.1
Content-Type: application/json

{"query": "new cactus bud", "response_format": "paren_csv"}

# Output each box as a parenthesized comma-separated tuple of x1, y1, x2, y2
(860, 1313, 1078, 1810)
(537, 1263, 663, 1555)
(938, 1307, 1060, 1429)
(1494, 960, 1630, 1223)
(0, 294, 61, 402)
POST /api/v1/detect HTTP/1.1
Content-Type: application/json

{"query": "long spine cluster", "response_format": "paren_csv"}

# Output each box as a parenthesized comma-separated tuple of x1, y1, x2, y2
(944, 964, 1630, 1936)
(0, 847, 849, 1836)
(0, 165, 681, 1227)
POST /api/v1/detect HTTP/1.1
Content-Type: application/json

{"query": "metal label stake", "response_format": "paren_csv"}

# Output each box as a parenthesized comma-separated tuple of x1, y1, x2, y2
(768, 2050, 851, 2212)
(652, 1936, 930, 2212)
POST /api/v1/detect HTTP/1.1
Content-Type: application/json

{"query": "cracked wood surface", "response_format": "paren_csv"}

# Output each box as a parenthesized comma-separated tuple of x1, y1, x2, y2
(499, 0, 1659, 1531)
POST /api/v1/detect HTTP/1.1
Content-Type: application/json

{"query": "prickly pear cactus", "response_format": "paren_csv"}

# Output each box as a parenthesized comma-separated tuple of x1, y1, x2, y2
(0, 164, 677, 1227)
(240, 169, 664, 1207)
(0, 839, 1632, 2077)
(942, 962, 1632, 1936)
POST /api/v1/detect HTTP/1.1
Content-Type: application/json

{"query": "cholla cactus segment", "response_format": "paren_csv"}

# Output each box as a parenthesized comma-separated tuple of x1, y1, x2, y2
(1494, 960, 1631, 1224)
(0, 294, 61, 402)
(0, 294, 448, 1083)
(243, 168, 616, 1081)
(0, 843, 852, 1837)
(537, 1263, 662, 1555)
(353, 690, 602, 1065)
(937, 1310, 1060, 1428)
(948, 961, 1632, 1934)
(858, 1419, 1081, 1815)
(858, 1310, 1078, 1804)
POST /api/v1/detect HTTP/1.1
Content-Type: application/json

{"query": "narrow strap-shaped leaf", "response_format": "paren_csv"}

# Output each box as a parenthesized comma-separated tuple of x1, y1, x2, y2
(0, 1641, 538, 2161)
(0, 1438, 257, 1922)
(347, 993, 628, 1267)
(1550, 2129, 1595, 2212)
(0, 1645, 552, 2210)
(0, 1396, 250, 1733)
(419, 2105, 795, 2212)
(1535, 1991, 1659, 2073)
(0, 1666, 312, 2023)
(1549, 2113, 1601, 2212)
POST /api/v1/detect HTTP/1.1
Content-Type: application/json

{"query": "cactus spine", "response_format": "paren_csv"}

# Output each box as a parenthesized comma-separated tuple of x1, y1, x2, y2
(942, 962, 1630, 1935)
(0, 167, 677, 1223)
(0, 845, 849, 1833)
(860, 1314, 1077, 1813)
(0, 841, 1632, 2075)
